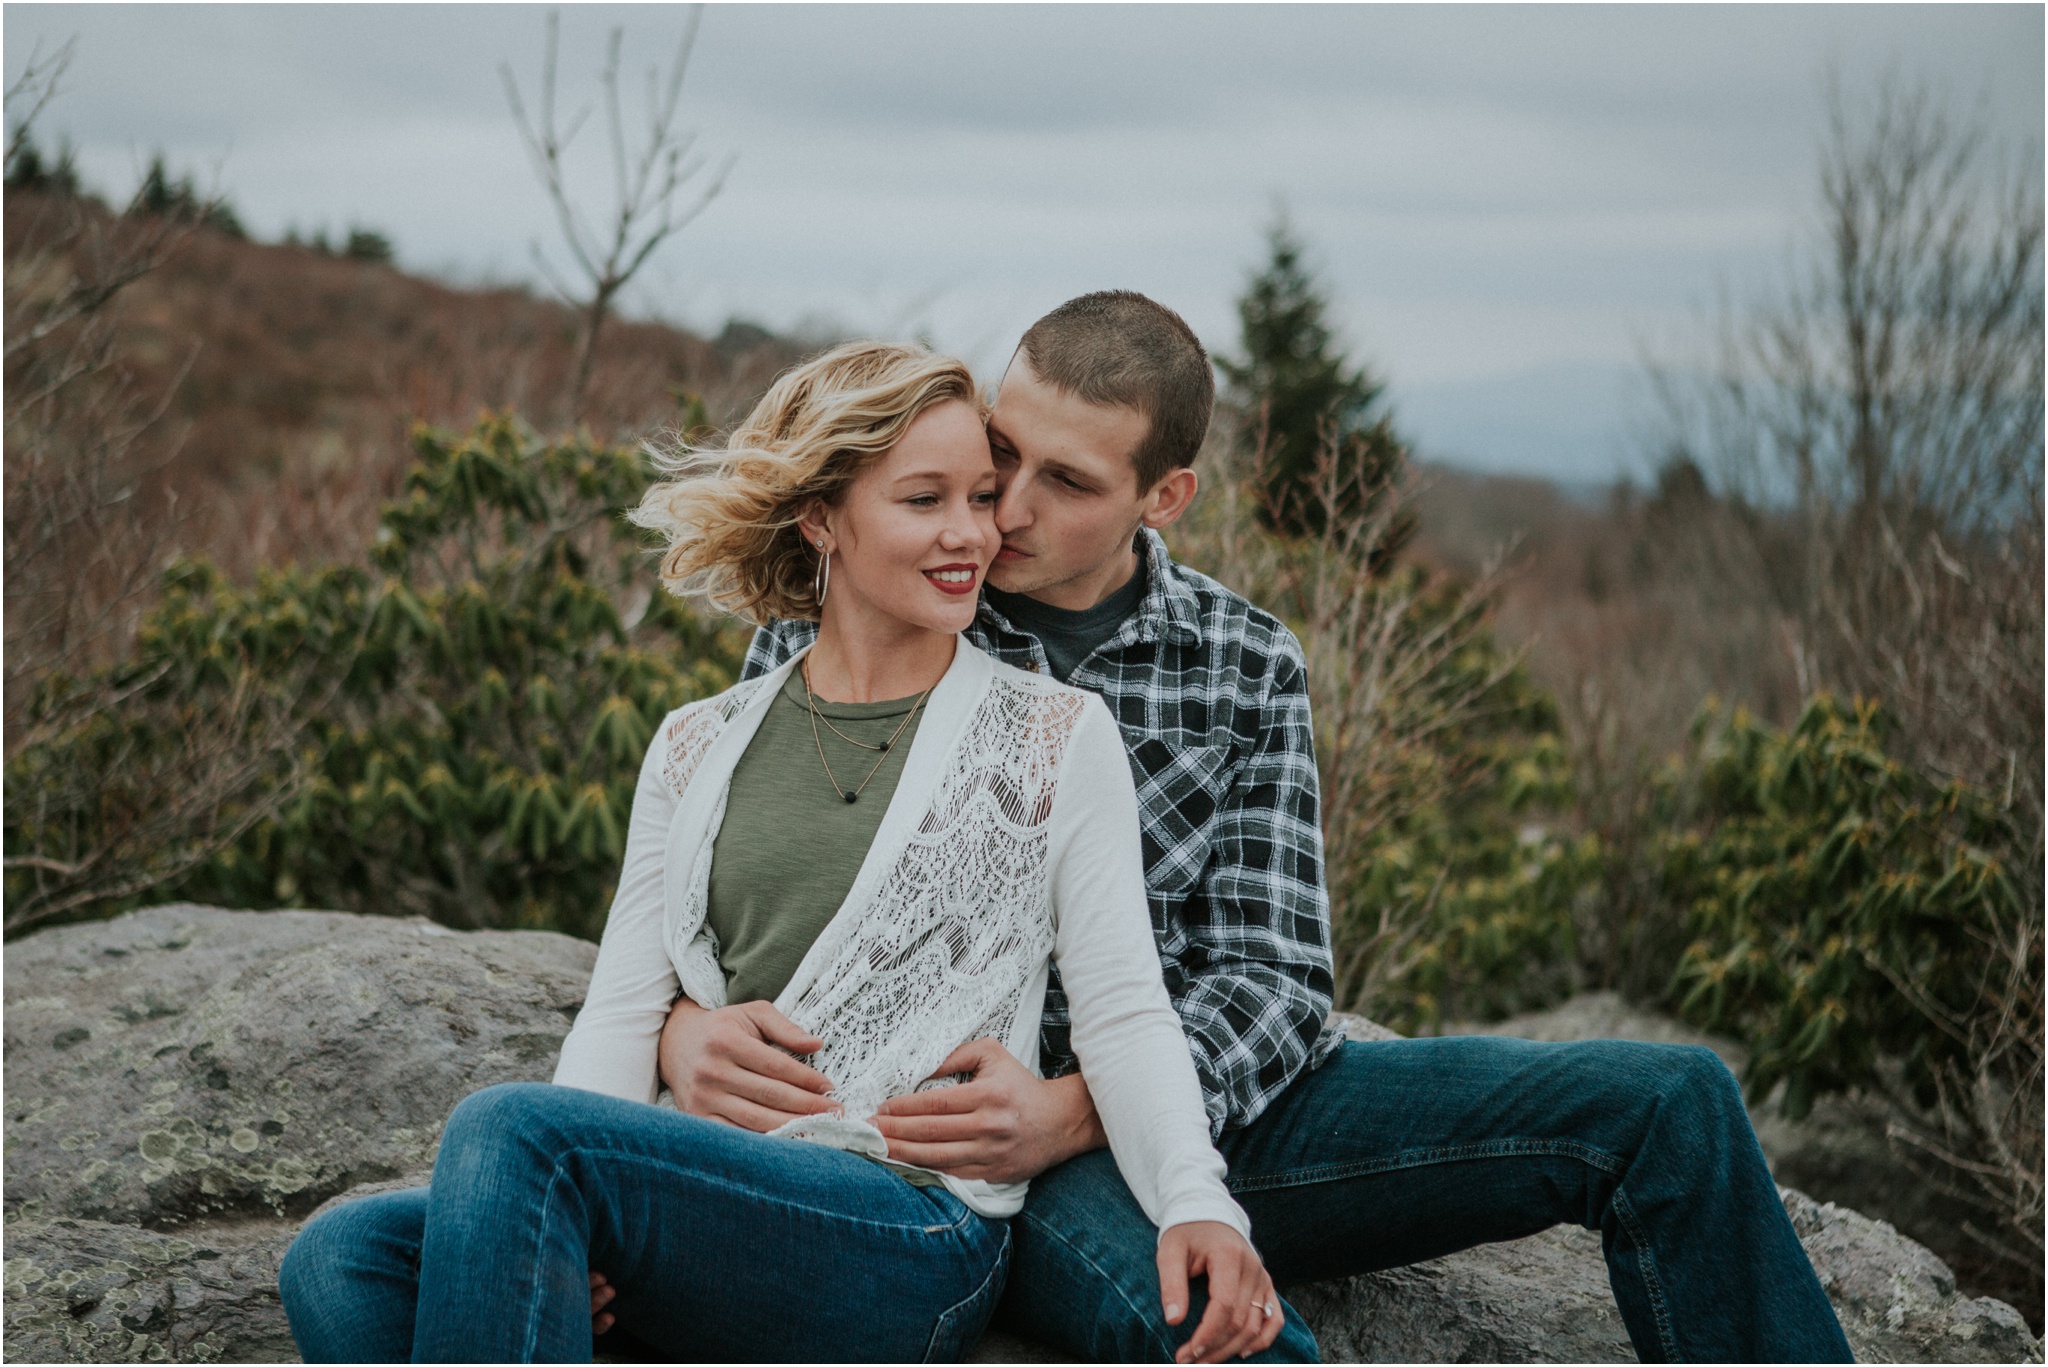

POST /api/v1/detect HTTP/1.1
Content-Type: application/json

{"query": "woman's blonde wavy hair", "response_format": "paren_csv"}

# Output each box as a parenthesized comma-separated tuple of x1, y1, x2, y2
(632, 341, 986, 624)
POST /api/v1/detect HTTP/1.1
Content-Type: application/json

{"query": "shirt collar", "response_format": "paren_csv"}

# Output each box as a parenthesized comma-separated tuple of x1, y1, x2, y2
(975, 528, 1202, 650)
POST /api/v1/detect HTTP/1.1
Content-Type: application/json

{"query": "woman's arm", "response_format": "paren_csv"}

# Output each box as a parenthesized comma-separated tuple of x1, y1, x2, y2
(551, 724, 683, 1104)
(1046, 697, 1249, 1237)
(1049, 697, 1280, 1361)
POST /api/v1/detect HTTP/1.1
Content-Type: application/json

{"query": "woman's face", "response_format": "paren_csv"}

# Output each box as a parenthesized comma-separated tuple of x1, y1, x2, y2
(808, 398, 999, 637)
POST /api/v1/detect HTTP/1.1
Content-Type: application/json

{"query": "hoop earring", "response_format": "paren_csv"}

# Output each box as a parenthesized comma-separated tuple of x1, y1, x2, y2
(813, 541, 830, 608)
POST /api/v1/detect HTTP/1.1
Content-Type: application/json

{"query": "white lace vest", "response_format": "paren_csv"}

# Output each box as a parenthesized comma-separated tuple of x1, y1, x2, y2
(654, 650, 1088, 1159)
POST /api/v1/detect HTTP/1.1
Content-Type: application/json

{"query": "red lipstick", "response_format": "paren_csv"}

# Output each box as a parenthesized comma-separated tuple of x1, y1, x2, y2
(922, 563, 980, 596)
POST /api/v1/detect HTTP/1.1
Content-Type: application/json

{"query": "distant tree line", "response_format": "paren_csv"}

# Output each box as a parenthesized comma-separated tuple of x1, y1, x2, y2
(5, 129, 398, 264)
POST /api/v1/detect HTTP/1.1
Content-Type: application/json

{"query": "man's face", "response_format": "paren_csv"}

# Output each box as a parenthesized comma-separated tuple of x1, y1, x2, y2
(984, 355, 1155, 607)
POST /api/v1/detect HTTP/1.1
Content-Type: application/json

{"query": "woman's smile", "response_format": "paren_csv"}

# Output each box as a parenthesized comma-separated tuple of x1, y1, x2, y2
(924, 563, 979, 595)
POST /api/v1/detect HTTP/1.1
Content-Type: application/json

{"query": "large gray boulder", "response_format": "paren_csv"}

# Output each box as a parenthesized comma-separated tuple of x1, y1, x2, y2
(1449, 991, 2037, 1331)
(5, 908, 2039, 1363)
(5, 904, 594, 1232)
(1271, 1182, 2039, 1365)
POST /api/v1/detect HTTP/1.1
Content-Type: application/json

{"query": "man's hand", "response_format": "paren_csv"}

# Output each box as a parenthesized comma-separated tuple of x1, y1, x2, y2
(658, 997, 838, 1133)
(871, 1038, 1107, 1184)
(1157, 1222, 1283, 1364)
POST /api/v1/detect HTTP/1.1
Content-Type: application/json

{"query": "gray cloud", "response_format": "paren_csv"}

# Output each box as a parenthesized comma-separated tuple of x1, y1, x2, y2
(6, 3, 2039, 479)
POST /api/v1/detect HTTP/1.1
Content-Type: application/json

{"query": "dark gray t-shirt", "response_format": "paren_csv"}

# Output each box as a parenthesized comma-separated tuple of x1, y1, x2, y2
(983, 554, 1147, 682)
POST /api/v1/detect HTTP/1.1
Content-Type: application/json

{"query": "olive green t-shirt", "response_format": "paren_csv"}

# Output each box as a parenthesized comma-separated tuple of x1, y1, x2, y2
(704, 669, 928, 1005)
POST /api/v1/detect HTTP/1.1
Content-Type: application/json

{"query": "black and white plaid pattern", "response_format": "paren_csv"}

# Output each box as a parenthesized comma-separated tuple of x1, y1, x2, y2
(741, 530, 1342, 1135)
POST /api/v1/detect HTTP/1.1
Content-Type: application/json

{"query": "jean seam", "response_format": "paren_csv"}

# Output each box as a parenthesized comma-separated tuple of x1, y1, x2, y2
(524, 1160, 575, 1362)
(1223, 1137, 1627, 1193)
(922, 1190, 979, 1236)
(1611, 1186, 1679, 1362)
(557, 1143, 966, 1238)
(1016, 1206, 1177, 1361)
(922, 1226, 1012, 1364)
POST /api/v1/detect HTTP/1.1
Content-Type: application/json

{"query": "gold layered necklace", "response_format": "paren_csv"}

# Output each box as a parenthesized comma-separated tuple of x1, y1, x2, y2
(801, 659, 932, 805)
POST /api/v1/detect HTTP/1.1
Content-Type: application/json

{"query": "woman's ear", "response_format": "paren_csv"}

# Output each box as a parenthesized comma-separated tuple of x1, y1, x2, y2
(794, 501, 834, 554)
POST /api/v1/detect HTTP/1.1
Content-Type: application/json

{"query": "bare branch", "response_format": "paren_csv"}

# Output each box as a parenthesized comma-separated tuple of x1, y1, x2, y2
(4, 36, 76, 168)
(501, 5, 730, 422)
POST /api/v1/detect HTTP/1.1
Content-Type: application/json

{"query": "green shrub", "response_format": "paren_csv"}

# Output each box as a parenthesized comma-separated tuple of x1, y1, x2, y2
(6, 413, 745, 938)
(1171, 447, 1596, 1035)
(1362, 726, 1601, 1034)
(1332, 627, 1598, 1035)
(1660, 695, 2026, 1119)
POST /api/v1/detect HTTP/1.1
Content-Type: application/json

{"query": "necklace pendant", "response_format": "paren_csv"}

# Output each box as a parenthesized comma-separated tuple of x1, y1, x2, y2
(844, 792, 858, 804)
(877, 741, 889, 753)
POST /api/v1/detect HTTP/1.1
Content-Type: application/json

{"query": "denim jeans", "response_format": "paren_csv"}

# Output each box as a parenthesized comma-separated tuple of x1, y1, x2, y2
(278, 1082, 1011, 1363)
(997, 1037, 1854, 1363)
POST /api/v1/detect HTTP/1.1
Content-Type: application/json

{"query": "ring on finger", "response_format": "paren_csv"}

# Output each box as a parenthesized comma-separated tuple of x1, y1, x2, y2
(1261, 1301, 1277, 1318)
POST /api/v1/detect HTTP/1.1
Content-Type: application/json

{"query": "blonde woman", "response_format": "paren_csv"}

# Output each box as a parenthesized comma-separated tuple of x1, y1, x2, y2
(278, 343, 1282, 1364)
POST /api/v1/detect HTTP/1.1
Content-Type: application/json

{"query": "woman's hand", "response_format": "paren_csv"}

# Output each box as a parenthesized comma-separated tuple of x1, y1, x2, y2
(658, 998, 840, 1132)
(590, 1271, 616, 1336)
(1156, 1221, 1283, 1363)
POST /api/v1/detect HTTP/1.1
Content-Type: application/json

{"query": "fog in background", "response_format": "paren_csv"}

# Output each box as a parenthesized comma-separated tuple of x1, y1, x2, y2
(5, 3, 2040, 483)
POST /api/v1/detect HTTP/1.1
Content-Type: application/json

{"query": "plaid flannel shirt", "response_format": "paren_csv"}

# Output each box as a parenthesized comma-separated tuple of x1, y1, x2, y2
(741, 529, 1343, 1135)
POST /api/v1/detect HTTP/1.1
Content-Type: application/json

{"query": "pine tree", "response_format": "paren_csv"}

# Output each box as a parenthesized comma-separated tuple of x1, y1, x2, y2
(1220, 219, 1407, 541)
(126, 154, 245, 238)
(344, 228, 394, 263)
(4, 133, 80, 195)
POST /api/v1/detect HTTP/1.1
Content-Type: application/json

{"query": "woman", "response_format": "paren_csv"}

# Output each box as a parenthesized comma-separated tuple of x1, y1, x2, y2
(279, 342, 1282, 1363)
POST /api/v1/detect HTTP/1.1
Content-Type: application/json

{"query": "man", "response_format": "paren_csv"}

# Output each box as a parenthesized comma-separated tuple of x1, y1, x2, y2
(656, 291, 1852, 1364)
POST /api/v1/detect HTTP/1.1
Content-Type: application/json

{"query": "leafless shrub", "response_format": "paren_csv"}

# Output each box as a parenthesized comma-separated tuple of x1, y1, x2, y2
(1868, 882, 2045, 1282)
(1651, 75, 2044, 1289)
(3, 50, 316, 930)
(502, 6, 733, 421)
(3, 659, 318, 937)
(3, 48, 195, 745)
(1171, 420, 1523, 1010)
(1654, 75, 2041, 785)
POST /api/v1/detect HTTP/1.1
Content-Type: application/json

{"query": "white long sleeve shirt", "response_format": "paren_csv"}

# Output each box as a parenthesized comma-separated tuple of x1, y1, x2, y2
(554, 640, 1249, 1236)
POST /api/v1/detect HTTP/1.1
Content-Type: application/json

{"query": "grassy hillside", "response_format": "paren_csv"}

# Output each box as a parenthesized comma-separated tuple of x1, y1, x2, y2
(4, 185, 810, 589)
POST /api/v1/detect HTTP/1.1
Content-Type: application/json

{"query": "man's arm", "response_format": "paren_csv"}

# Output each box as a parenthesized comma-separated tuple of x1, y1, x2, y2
(875, 629, 1334, 1170)
(1168, 631, 1336, 1136)
(871, 1041, 1105, 1180)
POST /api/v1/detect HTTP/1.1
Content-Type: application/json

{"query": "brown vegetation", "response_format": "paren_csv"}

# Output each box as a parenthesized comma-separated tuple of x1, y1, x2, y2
(2, 184, 805, 684)
(1404, 80, 2043, 1319)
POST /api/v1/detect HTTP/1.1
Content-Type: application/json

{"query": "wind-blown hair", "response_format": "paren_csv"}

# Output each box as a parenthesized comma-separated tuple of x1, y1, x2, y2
(633, 342, 984, 623)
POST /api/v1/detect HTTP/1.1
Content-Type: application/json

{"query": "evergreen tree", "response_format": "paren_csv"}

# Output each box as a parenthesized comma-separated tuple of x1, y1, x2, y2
(4, 133, 80, 195)
(127, 154, 245, 238)
(344, 228, 394, 263)
(1220, 219, 1407, 543)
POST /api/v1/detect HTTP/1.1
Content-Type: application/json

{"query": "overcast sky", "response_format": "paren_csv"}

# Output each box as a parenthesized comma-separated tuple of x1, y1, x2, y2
(6, 4, 2040, 484)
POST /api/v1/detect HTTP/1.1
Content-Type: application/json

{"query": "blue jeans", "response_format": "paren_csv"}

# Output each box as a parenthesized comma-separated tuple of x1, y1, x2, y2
(279, 1082, 1011, 1363)
(999, 1038, 1854, 1363)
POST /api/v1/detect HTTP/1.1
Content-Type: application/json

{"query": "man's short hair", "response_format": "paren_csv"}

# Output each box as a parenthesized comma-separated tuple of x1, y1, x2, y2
(1016, 290, 1214, 491)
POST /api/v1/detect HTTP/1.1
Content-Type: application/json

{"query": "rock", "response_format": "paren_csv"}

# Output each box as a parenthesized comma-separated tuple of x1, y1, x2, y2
(1267, 1188, 2039, 1365)
(3, 1217, 297, 1364)
(1442, 989, 1745, 1068)
(1782, 1189, 2039, 1364)
(1287, 1223, 1633, 1363)
(6, 911, 2038, 1364)
(5, 904, 594, 1232)
(1331, 1011, 1403, 1044)
(1449, 991, 2037, 1332)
